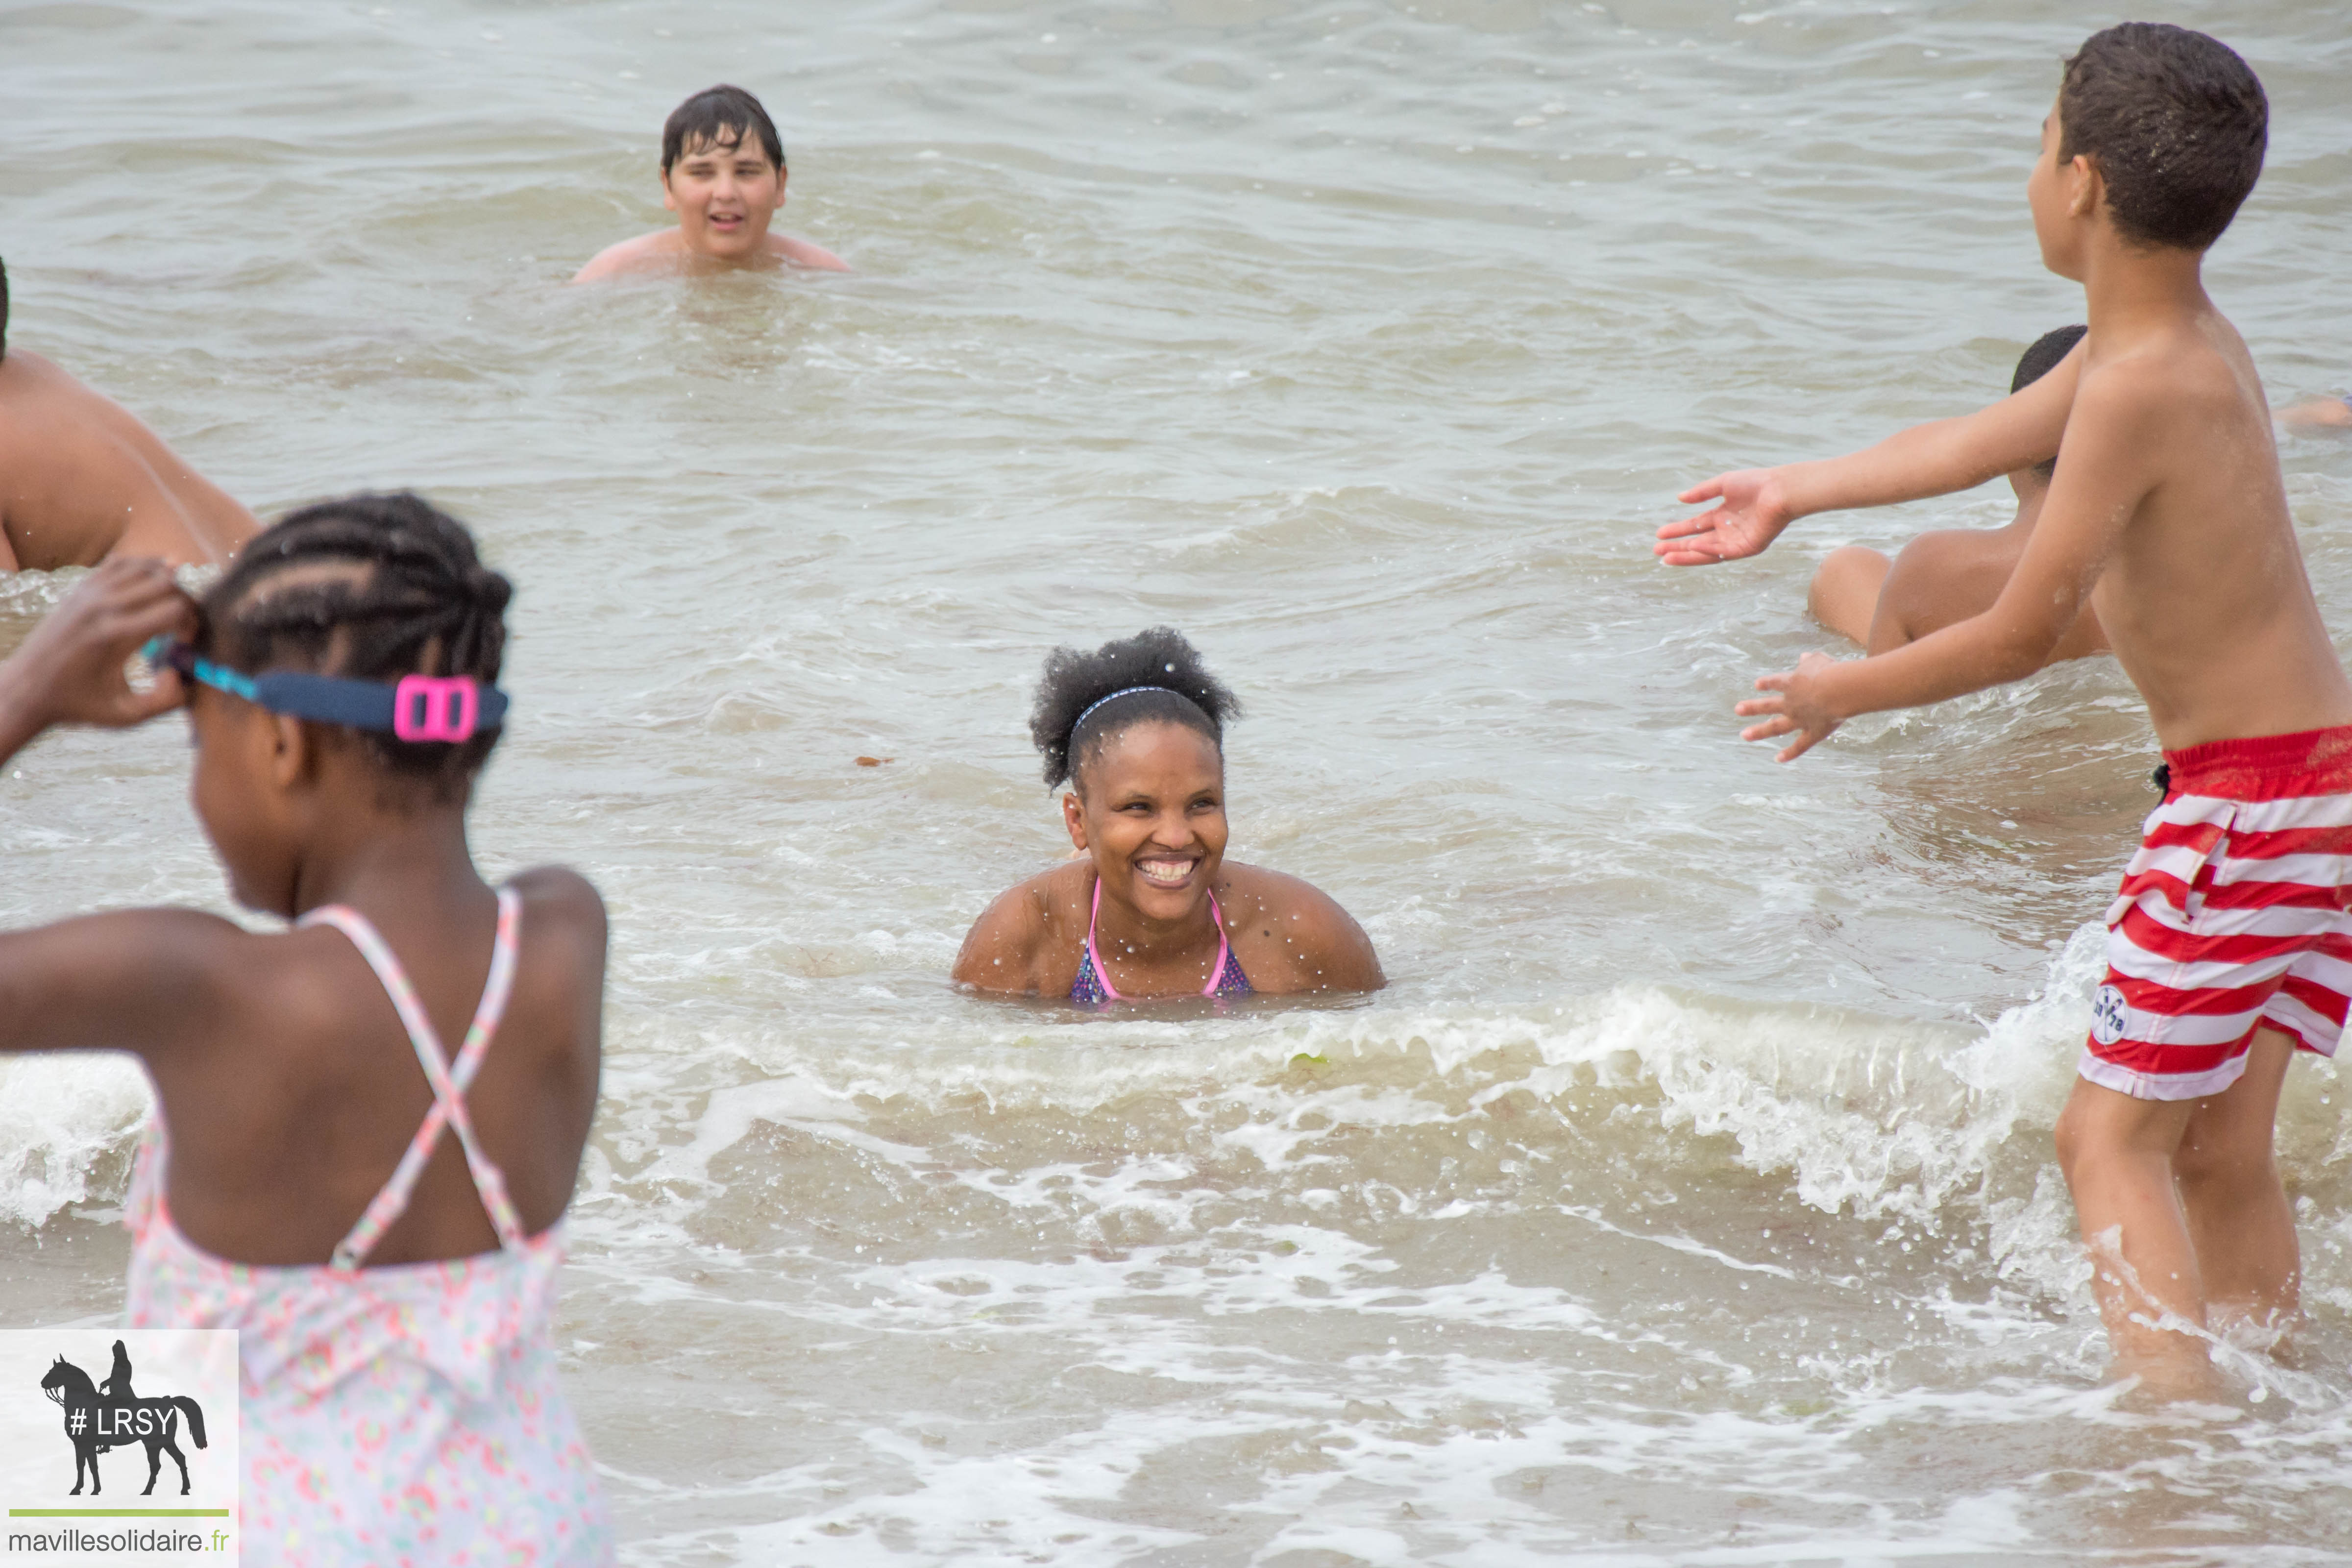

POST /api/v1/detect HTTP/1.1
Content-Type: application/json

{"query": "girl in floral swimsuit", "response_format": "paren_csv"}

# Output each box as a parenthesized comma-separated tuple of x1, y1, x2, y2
(953, 626, 1385, 1003)
(0, 495, 611, 1565)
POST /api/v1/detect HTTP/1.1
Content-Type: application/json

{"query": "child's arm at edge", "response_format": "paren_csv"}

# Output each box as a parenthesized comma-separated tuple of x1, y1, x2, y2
(1657, 339, 2083, 565)
(0, 557, 193, 758)
(0, 558, 230, 1055)
(1733, 363, 2149, 760)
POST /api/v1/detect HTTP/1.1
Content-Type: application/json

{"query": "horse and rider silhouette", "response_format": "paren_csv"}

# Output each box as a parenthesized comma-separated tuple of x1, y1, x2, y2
(38, 1341, 208, 1496)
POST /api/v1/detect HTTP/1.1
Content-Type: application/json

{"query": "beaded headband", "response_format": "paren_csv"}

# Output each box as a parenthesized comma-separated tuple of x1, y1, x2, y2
(1073, 685, 1195, 734)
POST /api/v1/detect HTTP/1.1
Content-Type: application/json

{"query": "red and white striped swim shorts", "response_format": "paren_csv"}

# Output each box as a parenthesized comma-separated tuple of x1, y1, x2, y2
(2084, 725, 2352, 1101)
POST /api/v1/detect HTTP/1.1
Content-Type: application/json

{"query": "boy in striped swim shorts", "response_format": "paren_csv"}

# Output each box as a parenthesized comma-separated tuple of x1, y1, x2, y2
(1661, 25, 2339, 1395)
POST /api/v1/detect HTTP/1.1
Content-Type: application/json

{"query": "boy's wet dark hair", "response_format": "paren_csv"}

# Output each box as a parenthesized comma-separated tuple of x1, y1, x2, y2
(661, 85, 785, 175)
(1030, 627, 1241, 791)
(2013, 324, 2087, 482)
(1, 256, 10, 361)
(2058, 24, 2265, 253)
(198, 491, 512, 805)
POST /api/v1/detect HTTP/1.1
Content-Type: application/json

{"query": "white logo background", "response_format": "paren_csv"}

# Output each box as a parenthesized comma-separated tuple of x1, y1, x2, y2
(0, 1328, 237, 1562)
(2090, 984, 2131, 1047)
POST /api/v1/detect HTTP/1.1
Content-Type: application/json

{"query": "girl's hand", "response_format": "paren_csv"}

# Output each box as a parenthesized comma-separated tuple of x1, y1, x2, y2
(2, 558, 198, 735)
(1735, 651, 1843, 762)
(1656, 468, 1797, 564)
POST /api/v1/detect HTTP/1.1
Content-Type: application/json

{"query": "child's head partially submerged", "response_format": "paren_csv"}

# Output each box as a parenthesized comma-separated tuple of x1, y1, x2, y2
(573, 83, 847, 280)
(2010, 323, 2087, 487)
(658, 84, 787, 263)
(173, 492, 513, 908)
(2034, 23, 2266, 271)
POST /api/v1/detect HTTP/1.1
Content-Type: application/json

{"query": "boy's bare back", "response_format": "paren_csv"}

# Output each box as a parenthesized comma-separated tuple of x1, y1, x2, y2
(2058, 309, 2352, 746)
(0, 349, 258, 571)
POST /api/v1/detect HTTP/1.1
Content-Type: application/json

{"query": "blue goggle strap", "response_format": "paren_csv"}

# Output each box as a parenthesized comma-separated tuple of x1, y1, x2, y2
(145, 640, 509, 739)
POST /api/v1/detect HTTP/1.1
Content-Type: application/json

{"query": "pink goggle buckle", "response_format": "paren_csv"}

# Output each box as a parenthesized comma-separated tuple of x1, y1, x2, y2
(393, 675, 480, 743)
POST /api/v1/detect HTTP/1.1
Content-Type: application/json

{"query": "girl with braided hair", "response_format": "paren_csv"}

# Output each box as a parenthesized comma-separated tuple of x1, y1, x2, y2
(0, 493, 611, 1564)
(954, 627, 1383, 1001)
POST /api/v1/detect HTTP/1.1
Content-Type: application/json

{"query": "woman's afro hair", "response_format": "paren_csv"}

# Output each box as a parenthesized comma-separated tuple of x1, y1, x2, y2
(197, 490, 512, 806)
(1028, 626, 1240, 790)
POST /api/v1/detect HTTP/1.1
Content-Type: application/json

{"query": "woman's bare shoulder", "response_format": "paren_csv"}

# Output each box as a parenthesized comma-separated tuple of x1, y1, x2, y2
(953, 862, 1089, 993)
(1216, 862, 1385, 995)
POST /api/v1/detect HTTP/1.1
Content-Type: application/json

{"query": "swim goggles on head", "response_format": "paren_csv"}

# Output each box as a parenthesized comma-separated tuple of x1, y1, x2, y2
(143, 637, 509, 743)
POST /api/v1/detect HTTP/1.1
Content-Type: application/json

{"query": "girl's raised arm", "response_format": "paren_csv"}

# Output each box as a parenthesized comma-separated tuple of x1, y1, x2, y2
(0, 556, 195, 758)
(0, 558, 225, 1056)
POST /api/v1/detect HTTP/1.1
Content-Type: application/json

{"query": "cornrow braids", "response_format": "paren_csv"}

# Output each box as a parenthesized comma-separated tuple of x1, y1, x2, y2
(197, 491, 513, 804)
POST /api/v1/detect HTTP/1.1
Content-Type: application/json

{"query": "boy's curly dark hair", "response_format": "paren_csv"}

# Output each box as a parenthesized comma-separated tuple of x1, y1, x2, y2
(1028, 627, 1240, 791)
(2059, 24, 2265, 253)
(197, 491, 511, 806)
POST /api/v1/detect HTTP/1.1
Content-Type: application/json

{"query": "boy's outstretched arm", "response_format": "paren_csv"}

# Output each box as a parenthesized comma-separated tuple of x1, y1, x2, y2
(1658, 340, 2083, 564)
(1734, 365, 2149, 760)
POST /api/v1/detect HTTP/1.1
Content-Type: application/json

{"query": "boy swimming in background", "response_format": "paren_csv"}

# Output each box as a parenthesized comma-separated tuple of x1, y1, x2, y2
(1807, 326, 2107, 663)
(573, 85, 848, 282)
(1659, 25, 2337, 1398)
(0, 259, 258, 571)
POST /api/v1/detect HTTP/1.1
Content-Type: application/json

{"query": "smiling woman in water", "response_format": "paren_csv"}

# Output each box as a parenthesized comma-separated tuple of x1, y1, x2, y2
(953, 628, 1383, 1003)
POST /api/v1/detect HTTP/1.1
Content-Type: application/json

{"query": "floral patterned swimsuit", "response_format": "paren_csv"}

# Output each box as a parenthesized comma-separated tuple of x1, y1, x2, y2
(125, 887, 612, 1566)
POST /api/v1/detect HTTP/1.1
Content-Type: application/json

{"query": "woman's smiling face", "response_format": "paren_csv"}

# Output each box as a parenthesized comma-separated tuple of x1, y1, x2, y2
(1064, 720, 1229, 923)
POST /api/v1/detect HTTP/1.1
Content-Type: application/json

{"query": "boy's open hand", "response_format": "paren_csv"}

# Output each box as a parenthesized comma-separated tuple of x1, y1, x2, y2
(1736, 651, 1843, 762)
(4, 558, 197, 732)
(1656, 468, 1795, 564)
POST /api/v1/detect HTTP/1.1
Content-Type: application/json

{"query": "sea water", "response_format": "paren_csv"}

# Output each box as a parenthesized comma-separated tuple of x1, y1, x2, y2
(3, 0, 2351, 1561)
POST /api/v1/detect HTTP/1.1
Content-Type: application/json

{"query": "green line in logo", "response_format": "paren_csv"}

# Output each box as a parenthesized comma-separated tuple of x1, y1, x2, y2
(8, 1508, 231, 1517)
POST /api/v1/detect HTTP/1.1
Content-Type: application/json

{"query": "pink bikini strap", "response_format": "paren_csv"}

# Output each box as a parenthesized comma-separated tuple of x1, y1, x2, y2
(1203, 892, 1235, 998)
(1084, 878, 1125, 1003)
(1086, 876, 1232, 1000)
(299, 887, 527, 1271)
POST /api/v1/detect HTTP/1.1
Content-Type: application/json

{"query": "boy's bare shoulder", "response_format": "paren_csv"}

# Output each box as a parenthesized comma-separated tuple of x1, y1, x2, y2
(766, 233, 851, 273)
(2081, 321, 2254, 434)
(571, 231, 685, 283)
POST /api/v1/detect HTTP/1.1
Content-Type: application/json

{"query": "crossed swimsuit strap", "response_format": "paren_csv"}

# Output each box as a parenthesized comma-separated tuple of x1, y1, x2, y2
(298, 887, 528, 1272)
(1084, 875, 1236, 1002)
